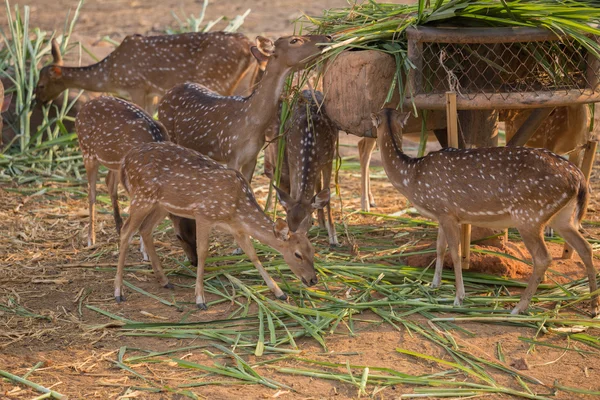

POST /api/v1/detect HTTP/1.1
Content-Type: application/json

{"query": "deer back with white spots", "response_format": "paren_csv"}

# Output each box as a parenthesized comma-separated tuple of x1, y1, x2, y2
(158, 34, 332, 183)
(75, 96, 197, 265)
(36, 32, 261, 111)
(116, 142, 318, 309)
(372, 108, 597, 316)
(271, 90, 339, 246)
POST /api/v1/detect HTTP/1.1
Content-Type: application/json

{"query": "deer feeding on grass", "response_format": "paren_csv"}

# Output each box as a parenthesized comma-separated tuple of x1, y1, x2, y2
(36, 32, 262, 112)
(158, 34, 332, 183)
(372, 108, 597, 316)
(75, 96, 197, 265)
(116, 142, 318, 309)
(268, 90, 340, 246)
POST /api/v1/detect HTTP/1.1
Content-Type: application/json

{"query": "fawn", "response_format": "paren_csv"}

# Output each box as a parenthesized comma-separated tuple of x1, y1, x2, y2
(75, 96, 197, 264)
(117, 141, 318, 309)
(372, 108, 597, 315)
(36, 33, 262, 112)
(267, 90, 339, 246)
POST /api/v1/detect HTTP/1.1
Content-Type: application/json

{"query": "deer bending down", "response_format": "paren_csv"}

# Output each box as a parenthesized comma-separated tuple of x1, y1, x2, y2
(158, 34, 331, 183)
(372, 108, 597, 315)
(36, 33, 262, 111)
(117, 141, 318, 308)
(75, 96, 197, 264)
(267, 90, 339, 246)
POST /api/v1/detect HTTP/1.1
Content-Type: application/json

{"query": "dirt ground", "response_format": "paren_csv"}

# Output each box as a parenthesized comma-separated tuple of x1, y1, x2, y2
(1, 1, 600, 399)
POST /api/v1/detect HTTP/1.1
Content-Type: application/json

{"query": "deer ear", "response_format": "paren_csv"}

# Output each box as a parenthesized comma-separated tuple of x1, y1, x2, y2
(256, 36, 275, 56)
(273, 218, 290, 241)
(371, 112, 380, 128)
(311, 188, 330, 210)
(273, 185, 294, 211)
(1, 93, 12, 113)
(397, 112, 411, 128)
(49, 66, 63, 79)
(250, 46, 269, 71)
(51, 38, 63, 66)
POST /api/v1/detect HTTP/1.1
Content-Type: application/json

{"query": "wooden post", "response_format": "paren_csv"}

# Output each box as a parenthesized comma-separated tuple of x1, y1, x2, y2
(445, 92, 471, 269)
(562, 140, 598, 259)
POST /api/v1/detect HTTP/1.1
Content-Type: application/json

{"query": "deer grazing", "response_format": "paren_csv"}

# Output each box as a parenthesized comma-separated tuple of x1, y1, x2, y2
(158, 34, 332, 183)
(267, 90, 339, 246)
(116, 141, 318, 308)
(36, 32, 262, 111)
(372, 108, 597, 315)
(75, 96, 197, 264)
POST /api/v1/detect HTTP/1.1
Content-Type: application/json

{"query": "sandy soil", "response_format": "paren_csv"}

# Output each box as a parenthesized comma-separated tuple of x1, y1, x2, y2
(1, 1, 600, 399)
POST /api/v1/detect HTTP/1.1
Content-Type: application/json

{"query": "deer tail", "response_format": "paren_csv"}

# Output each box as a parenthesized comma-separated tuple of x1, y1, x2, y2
(575, 175, 590, 229)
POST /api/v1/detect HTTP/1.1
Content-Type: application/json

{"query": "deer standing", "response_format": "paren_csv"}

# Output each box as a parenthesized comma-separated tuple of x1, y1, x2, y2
(158, 34, 331, 183)
(372, 108, 597, 315)
(117, 141, 318, 308)
(267, 90, 339, 246)
(75, 96, 197, 264)
(36, 32, 262, 112)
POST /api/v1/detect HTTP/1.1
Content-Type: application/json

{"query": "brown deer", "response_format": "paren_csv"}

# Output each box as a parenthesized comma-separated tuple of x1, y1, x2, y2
(117, 141, 318, 308)
(36, 33, 262, 112)
(372, 108, 597, 316)
(266, 90, 339, 246)
(158, 34, 332, 183)
(75, 96, 197, 265)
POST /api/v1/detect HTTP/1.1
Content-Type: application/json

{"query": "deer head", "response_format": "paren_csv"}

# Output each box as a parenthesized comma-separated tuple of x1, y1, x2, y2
(371, 109, 411, 145)
(36, 39, 66, 104)
(250, 35, 331, 72)
(273, 218, 318, 286)
(274, 185, 330, 234)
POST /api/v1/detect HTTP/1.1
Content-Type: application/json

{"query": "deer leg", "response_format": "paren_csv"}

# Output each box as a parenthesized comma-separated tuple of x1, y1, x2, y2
(512, 228, 552, 315)
(233, 233, 286, 300)
(106, 170, 122, 235)
(322, 162, 339, 247)
(358, 137, 377, 212)
(84, 158, 99, 247)
(115, 202, 150, 303)
(438, 218, 465, 306)
(194, 220, 211, 310)
(316, 172, 326, 230)
(551, 210, 599, 316)
(432, 225, 447, 289)
(561, 148, 585, 258)
(240, 158, 258, 184)
(138, 207, 171, 288)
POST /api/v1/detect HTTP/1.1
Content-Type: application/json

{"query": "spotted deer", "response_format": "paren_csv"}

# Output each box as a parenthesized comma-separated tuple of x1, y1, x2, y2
(372, 108, 597, 315)
(158, 34, 332, 183)
(117, 141, 318, 309)
(266, 90, 339, 246)
(75, 96, 197, 264)
(36, 33, 262, 112)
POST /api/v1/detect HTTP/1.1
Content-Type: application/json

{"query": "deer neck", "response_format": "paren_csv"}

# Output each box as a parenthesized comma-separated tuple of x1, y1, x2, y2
(60, 60, 110, 92)
(236, 192, 288, 252)
(245, 60, 291, 128)
(376, 121, 416, 190)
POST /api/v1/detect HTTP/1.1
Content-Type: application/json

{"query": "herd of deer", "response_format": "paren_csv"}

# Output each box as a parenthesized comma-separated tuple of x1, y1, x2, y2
(4, 28, 593, 315)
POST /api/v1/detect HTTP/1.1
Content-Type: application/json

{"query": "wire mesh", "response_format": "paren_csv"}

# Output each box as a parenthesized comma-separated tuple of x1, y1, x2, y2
(416, 37, 600, 101)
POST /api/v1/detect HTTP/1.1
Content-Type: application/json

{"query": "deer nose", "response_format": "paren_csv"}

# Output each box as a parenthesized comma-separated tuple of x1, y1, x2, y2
(309, 276, 318, 286)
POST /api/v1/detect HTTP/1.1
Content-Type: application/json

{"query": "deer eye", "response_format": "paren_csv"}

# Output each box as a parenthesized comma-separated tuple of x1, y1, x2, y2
(294, 251, 303, 260)
(290, 38, 300, 44)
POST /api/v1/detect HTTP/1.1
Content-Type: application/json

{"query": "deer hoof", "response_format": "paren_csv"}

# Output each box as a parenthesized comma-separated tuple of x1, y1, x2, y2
(369, 201, 376, 208)
(277, 293, 288, 301)
(164, 282, 174, 289)
(115, 295, 126, 303)
(197, 303, 208, 310)
(231, 247, 244, 256)
(453, 297, 463, 307)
